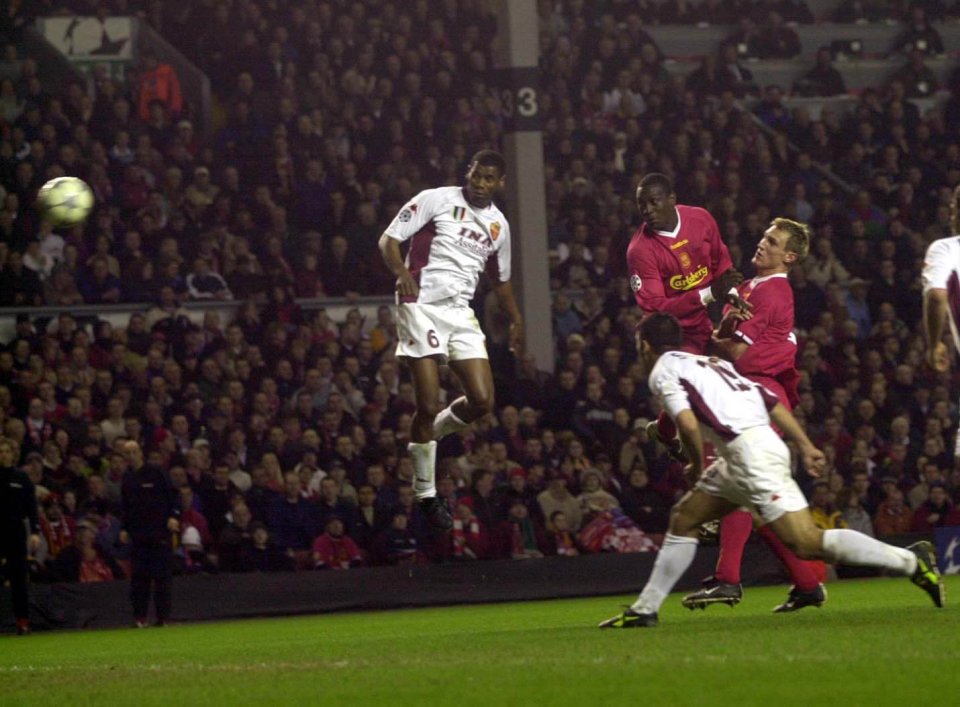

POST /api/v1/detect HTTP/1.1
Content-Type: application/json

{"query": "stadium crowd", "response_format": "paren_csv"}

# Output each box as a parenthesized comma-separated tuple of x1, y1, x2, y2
(1, 0, 960, 583)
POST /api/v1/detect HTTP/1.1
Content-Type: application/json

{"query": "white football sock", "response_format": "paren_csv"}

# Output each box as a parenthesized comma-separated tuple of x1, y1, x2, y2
(409, 440, 438, 500)
(433, 398, 469, 440)
(631, 533, 699, 615)
(822, 529, 916, 575)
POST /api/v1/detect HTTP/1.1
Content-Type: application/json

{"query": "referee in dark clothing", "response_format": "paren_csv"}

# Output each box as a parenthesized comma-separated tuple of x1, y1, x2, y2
(120, 440, 180, 627)
(0, 438, 41, 635)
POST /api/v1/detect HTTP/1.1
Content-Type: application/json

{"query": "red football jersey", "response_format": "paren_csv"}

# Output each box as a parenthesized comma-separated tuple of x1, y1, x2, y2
(723, 273, 799, 408)
(626, 205, 732, 354)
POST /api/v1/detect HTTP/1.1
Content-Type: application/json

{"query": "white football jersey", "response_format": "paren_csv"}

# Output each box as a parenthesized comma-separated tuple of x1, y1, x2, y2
(922, 235, 960, 352)
(648, 351, 780, 441)
(384, 186, 511, 307)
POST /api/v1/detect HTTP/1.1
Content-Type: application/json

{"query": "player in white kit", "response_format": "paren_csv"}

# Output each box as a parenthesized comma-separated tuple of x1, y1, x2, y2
(923, 185, 960, 375)
(923, 185, 960, 466)
(378, 150, 523, 529)
(599, 313, 944, 628)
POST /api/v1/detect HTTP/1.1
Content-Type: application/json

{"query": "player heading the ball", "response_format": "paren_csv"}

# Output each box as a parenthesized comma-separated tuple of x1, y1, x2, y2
(378, 149, 524, 530)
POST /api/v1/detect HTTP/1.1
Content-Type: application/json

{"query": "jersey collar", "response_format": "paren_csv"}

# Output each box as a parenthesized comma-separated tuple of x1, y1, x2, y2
(750, 272, 788, 286)
(652, 208, 682, 239)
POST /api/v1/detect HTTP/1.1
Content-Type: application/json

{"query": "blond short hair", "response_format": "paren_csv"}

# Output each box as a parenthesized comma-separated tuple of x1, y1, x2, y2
(772, 217, 811, 263)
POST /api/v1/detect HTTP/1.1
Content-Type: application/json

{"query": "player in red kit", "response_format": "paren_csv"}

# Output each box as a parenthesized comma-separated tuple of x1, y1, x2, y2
(682, 217, 828, 613)
(627, 173, 745, 354)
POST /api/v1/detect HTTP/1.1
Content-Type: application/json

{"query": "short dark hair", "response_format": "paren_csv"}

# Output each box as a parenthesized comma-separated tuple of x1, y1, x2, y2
(637, 313, 683, 354)
(639, 172, 674, 195)
(470, 149, 506, 174)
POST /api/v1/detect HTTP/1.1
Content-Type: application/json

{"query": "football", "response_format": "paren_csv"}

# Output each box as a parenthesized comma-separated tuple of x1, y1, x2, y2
(37, 176, 95, 227)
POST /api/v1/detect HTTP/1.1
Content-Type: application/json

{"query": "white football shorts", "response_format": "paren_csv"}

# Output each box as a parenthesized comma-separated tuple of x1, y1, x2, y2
(695, 425, 808, 524)
(395, 302, 488, 362)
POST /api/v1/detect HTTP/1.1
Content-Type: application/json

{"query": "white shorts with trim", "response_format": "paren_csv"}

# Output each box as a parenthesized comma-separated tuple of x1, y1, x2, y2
(694, 425, 808, 524)
(395, 302, 488, 362)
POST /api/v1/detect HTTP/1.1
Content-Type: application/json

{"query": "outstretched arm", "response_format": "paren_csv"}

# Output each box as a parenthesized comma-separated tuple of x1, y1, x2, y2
(492, 279, 524, 355)
(769, 403, 825, 476)
(710, 335, 748, 362)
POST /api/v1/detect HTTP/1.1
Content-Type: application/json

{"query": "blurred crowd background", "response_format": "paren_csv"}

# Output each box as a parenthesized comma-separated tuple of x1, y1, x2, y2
(1, 0, 960, 581)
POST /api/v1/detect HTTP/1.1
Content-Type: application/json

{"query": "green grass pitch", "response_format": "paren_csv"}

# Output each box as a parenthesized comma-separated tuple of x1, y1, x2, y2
(2, 576, 957, 706)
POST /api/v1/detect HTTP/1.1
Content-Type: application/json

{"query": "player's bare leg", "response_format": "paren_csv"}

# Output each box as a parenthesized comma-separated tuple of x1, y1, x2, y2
(600, 489, 739, 628)
(406, 356, 453, 530)
(434, 358, 495, 439)
(768, 509, 944, 608)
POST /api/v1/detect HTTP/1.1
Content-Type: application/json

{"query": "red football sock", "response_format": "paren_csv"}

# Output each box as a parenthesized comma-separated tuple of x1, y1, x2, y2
(656, 411, 677, 440)
(714, 510, 753, 585)
(756, 525, 824, 591)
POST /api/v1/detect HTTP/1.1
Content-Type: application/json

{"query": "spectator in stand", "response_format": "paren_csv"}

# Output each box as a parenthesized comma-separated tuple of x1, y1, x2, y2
(889, 5, 944, 57)
(809, 482, 847, 530)
(267, 471, 318, 569)
(450, 496, 488, 561)
(837, 487, 874, 537)
(725, 17, 765, 59)
(217, 501, 254, 573)
(537, 472, 582, 532)
(376, 512, 422, 566)
(755, 11, 801, 59)
(350, 483, 387, 558)
(1, 251, 43, 306)
(619, 467, 669, 534)
(136, 53, 183, 121)
(312, 516, 363, 570)
(874, 486, 915, 535)
(79, 256, 123, 304)
(40, 494, 75, 560)
(186, 258, 232, 301)
(577, 468, 620, 517)
(321, 235, 364, 297)
(546, 510, 579, 556)
(911, 484, 960, 532)
(316, 475, 356, 532)
(497, 499, 547, 560)
(909, 461, 947, 510)
(51, 521, 121, 583)
(178, 485, 211, 549)
(239, 521, 295, 573)
(890, 49, 940, 98)
(795, 47, 848, 97)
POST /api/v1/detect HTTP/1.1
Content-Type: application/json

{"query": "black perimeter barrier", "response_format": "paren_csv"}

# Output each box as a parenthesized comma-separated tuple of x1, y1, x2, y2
(1, 537, 919, 633)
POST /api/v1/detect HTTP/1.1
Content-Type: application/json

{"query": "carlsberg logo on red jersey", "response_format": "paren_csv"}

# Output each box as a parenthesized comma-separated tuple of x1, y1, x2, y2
(669, 266, 709, 291)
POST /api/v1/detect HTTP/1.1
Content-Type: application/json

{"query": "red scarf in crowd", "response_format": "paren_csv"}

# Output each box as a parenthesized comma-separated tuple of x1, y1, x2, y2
(42, 517, 75, 558)
(452, 515, 480, 558)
